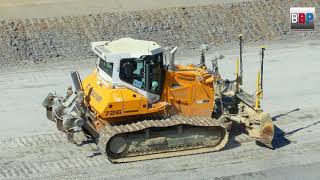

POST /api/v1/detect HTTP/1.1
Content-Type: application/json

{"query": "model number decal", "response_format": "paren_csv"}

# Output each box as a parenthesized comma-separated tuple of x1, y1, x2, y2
(105, 110, 122, 116)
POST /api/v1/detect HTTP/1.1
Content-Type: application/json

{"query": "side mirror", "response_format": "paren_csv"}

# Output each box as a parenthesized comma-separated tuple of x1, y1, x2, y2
(210, 54, 224, 62)
(96, 57, 100, 67)
(210, 54, 224, 76)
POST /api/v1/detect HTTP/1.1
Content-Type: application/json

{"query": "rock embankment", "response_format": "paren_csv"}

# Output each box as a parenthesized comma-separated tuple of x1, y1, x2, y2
(0, 0, 319, 65)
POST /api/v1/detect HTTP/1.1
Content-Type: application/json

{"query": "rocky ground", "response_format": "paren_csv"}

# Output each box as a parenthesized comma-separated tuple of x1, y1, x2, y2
(0, 0, 320, 179)
(0, 0, 319, 66)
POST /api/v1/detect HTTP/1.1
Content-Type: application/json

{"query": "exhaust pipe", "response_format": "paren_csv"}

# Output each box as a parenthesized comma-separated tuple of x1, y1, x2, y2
(199, 51, 205, 67)
(199, 44, 209, 67)
(169, 46, 178, 71)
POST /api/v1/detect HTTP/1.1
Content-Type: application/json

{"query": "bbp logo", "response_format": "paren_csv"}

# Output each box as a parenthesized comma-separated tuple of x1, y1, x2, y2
(290, 7, 315, 30)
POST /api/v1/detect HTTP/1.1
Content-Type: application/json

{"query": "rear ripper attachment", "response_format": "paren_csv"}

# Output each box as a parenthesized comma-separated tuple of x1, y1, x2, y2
(42, 71, 99, 142)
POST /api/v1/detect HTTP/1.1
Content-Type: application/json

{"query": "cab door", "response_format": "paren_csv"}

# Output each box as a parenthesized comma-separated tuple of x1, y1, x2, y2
(145, 54, 164, 104)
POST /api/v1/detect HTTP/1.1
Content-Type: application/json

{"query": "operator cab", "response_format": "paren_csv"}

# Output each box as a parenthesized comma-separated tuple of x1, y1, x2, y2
(91, 38, 164, 104)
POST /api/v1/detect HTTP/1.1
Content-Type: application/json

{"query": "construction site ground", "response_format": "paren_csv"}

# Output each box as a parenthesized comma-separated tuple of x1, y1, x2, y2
(0, 0, 319, 179)
(1, 39, 320, 179)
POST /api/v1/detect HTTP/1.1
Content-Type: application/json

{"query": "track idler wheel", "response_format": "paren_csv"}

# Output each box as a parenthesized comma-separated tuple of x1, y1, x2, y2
(107, 136, 127, 157)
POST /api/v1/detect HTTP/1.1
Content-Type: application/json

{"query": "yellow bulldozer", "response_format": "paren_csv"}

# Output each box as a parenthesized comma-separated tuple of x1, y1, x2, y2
(42, 36, 274, 163)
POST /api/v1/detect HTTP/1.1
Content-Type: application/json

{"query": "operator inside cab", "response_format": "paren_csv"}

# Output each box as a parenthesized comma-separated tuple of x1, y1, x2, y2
(119, 53, 163, 95)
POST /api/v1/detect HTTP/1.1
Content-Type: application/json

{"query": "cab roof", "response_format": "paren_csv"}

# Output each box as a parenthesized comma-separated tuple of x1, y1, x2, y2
(91, 38, 163, 59)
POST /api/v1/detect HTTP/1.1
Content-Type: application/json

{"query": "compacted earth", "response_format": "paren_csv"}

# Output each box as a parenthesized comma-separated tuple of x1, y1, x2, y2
(0, 0, 319, 179)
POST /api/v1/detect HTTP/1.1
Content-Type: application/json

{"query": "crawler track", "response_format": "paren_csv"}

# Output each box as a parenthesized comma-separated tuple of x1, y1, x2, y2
(98, 115, 228, 163)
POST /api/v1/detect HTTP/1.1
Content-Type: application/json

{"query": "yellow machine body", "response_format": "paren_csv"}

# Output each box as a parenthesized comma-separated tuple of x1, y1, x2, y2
(82, 64, 215, 128)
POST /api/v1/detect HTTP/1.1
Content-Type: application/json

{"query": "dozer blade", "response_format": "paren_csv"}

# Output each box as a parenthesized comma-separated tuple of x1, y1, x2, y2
(97, 115, 229, 163)
(226, 102, 274, 148)
(255, 112, 274, 148)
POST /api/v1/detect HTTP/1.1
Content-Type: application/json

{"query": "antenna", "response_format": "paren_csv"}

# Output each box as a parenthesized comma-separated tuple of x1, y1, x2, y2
(255, 46, 265, 110)
(199, 44, 209, 68)
(236, 34, 244, 92)
(260, 46, 265, 97)
(239, 34, 244, 85)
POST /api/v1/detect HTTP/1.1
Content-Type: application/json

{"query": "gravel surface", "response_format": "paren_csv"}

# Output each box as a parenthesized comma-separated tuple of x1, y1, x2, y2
(0, 39, 319, 179)
(0, 0, 319, 66)
(0, 0, 320, 179)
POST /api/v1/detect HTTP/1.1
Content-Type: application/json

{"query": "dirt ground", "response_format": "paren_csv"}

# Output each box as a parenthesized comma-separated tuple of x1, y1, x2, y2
(0, 0, 320, 179)
(0, 39, 319, 179)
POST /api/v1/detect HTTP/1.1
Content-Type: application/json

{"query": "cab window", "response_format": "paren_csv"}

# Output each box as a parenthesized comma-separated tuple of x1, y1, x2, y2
(98, 58, 113, 77)
(119, 53, 164, 94)
(119, 58, 145, 90)
(147, 55, 162, 95)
